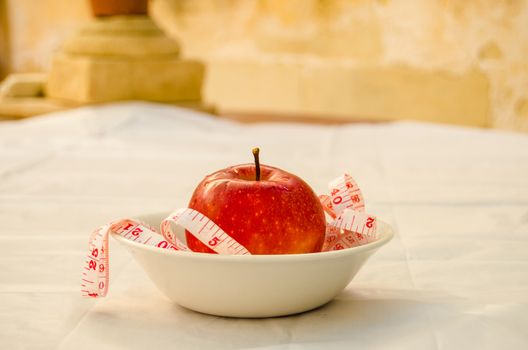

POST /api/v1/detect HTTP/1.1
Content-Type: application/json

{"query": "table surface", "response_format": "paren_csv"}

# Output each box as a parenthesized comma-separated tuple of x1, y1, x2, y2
(1, 102, 527, 350)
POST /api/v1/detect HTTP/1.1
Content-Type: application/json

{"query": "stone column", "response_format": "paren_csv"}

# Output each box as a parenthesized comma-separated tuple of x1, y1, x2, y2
(47, 5, 204, 104)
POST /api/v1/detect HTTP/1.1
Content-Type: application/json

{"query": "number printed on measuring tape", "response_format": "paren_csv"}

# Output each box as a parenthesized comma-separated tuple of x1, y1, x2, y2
(323, 209, 377, 250)
(161, 208, 250, 256)
(319, 194, 337, 219)
(328, 174, 366, 214)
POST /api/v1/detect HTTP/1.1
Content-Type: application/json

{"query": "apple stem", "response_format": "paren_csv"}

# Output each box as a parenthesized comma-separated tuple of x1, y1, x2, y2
(252, 147, 260, 181)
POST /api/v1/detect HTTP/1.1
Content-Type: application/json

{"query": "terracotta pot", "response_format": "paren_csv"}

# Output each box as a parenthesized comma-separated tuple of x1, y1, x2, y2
(90, 0, 148, 17)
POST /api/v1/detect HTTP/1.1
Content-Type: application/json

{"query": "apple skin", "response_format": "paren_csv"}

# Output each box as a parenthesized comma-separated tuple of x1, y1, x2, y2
(186, 164, 326, 254)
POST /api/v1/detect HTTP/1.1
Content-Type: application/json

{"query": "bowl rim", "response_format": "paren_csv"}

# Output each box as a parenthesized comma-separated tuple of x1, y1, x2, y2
(111, 217, 394, 262)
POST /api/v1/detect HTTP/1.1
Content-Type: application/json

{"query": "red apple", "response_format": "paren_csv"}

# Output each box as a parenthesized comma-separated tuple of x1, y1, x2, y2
(186, 149, 326, 254)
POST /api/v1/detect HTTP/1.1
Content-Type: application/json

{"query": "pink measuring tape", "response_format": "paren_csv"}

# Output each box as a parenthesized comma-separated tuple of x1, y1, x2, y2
(81, 174, 377, 298)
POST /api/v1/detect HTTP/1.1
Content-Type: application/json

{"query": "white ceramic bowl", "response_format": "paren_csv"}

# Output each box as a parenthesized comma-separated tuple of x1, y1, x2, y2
(112, 213, 394, 318)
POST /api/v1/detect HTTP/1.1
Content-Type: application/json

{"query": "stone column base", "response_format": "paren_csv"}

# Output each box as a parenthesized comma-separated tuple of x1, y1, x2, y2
(47, 16, 204, 104)
(48, 53, 203, 103)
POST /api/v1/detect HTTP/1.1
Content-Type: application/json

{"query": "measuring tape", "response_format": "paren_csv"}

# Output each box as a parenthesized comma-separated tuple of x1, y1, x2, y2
(320, 174, 377, 251)
(81, 174, 377, 298)
(81, 208, 249, 298)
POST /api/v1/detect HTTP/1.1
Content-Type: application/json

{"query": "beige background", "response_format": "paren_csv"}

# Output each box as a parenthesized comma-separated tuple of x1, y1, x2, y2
(1, 0, 528, 131)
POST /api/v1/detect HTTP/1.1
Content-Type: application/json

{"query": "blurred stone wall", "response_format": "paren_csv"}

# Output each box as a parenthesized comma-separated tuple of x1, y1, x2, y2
(2, 0, 90, 74)
(2, 0, 527, 131)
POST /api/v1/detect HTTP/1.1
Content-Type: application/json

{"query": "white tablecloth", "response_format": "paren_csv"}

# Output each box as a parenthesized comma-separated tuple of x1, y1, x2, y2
(1, 102, 527, 350)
